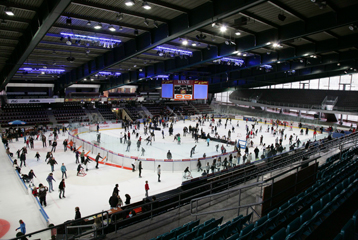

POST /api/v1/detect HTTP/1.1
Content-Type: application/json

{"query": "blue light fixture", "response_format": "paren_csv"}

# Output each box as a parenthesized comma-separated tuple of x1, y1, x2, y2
(214, 57, 245, 66)
(20, 68, 65, 73)
(153, 46, 192, 57)
(60, 33, 121, 44)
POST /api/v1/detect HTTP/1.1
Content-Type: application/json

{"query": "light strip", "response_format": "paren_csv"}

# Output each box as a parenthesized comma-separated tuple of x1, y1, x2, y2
(20, 68, 65, 72)
(98, 71, 121, 76)
(221, 57, 244, 64)
(60, 33, 121, 43)
(154, 46, 192, 55)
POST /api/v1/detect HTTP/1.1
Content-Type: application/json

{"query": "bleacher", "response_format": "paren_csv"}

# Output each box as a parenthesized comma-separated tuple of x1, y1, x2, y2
(97, 104, 116, 120)
(193, 104, 215, 114)
(148, 147, 358, 240)
(0, 104, 50, 127)
(53, 103, 88, 123)
(124, 105, 141, 120)
(143, 104, 168, 117)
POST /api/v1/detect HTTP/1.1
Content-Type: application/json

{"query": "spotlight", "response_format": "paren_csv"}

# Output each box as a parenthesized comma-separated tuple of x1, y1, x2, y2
(337, 63, 340, 66)
(125, 0, 135, 6)
(230, 40, 236, 45)
(220, 25, 227, 32)
(272, 42, 280, 48)
(157, 51, 164, 57)
(182, 39, 188, 45)
(87, 20, 91, 26)
(154, 21, 159, 28)
(278, 14, 286, 21)
(225, 40, 230, 45)
(349, 24, 357, 31)
(94, 22, 102, 29)
(211, 22, 219, 28)
(85, 48, 90, 54)
(142, 1, 151, 10)
(66, 17, 72, 26)
(109, 25, 116, 31)
(237, 52, 242, 56)
(134, 29, 139, 36)
(235, 31, 241, 36)
(277, 61, 281, 63)
(41, 71, 45, 75)
(144, 18, 149, 26)
(66, 36, 72, 45)
(4, 7, 14, 16)
(192, 42, 197, 46)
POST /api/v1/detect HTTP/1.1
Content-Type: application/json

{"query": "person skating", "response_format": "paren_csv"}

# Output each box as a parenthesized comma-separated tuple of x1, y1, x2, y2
(167, 150, 172, 160)
(75, 207, 81, 219)
(42, 134, 46, 147)
(38, 183, 48, 207)
(126, 139, 131, 152)
(47, 157, 58, 172)
(113, 184, 119, 196)
(141, 147, 145, 156)
(35, 152, 40, 161)
(145, 181, 149, 197)
(15, 220, 26, 234)
(59, 179, 66, 199)
(136, 139, 141, 151)
(63, 139, 68, 152)
(75, 150, 79, 164)
(61, 163, 67, 179)
(138, 160, 143, 178)
(197, 159, 202, 172)
(254, 147, 260, 159)
(77, 164, 84, 176)
(125, 194, 131, 205)
(80, 150, 85, 164)
(28, 169, 36, 187)
(157, 165, 161, 182)
(51, 140, 57, 152)
(131, 159, 136, 172)
(206, 137, 210, 146)
(20, 151, 26, 167)
(95, 153, 102, 169)
(109, 193, 119, 209)
(84, 156, 91, 171)
(46, 173, 56, 193)
(45, 151, 52, 162)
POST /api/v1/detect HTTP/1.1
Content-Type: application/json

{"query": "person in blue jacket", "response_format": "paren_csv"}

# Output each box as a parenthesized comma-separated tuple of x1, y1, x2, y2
(15, 220, 26, 234)
(46, 173, 56, 193)
(61, 163, 67, 179)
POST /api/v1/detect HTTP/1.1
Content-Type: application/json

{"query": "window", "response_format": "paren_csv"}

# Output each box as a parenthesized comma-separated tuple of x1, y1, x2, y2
(329, 76, 339, 90)
(309, 79, 319, 89)
(319, 78, 329, 90)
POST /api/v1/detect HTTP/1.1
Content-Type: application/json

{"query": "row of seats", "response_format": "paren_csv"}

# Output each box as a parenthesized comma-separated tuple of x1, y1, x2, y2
(193, 104, 215, 114)
(2, 103, 44, 110)
(0, 110, 47, 116)
(333, 209, 358, 240)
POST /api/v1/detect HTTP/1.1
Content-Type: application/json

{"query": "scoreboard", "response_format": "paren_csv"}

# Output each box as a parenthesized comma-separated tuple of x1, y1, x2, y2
(161, 80, 208, 100)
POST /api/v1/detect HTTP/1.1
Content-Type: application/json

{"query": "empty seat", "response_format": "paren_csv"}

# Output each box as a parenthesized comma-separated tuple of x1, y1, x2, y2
(270, 227, 286, 240)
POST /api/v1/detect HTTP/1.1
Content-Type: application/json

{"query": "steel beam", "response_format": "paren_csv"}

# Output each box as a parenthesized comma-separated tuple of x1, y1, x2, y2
(0, 0, 72, 90)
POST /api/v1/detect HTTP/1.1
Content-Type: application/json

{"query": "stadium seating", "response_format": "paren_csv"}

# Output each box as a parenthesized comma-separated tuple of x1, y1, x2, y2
(96, 104, 116, 120)
(53, 103, 88, 123)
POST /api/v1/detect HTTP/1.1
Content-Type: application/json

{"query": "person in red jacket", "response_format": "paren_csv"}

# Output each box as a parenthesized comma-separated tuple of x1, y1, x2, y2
(145, 181, 149, 198)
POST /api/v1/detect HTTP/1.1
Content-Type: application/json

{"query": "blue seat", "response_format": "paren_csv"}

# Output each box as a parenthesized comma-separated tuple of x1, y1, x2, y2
(254, 215, 267, 227)
(279, 202, 288, 212)
(203, 228, 217, 239)
(192, 236, 203, 240)
(182, 231, 197, 240)
(342, 179, 349, 188)
(352, 209, 358, 232)
(286, 217, 300, 235)
(227, 218, 241, 235)
(176, 226, 189, 237)
(288, 196, 297, 205)
(232, 215, 243, 222)
(226, 233, 239, 240)
(320, 195, 330, 208)
(239, 223, 254, 237)
(267, 209, 278, 218)
(204, 218, 215, 226)
(300, 209, 312, 224)
(212, 225, 228, 240)
(241, 212, 253, 227)
(341, 219, 355, 240)
(162, 231, 176, 240)
(285, 222, 308, 240)
(310, 201, 322, 215)
(251, 221, 268, 239)
(270, 227, 286, 240)
(187, 220, 200, 231)
(329, 188, 338, 201)
(177, 230, 191, 240)
(335, 183, 343, 193)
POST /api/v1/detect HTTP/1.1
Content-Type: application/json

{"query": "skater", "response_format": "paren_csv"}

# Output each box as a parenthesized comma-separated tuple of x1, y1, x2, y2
(197, 159, 202, 172)
(38, 183, 48, 207)
(15, 220, 26, 234)
(51, 140, 57, 152)
(75, 150, 79, 164)
(254, 147, 259, 159)
(162, 130, 164, 139)
(20, 151, 26, 167)
(63, 139, 68, 152)
(184, 167, 191, 178)
(28, 169, 37, 187)
(138, 160, 143, 178)
(84, 156, 90, 171)
(206, 137, 210, 147)
(141, 147, 145, 156)
(47, 157, 58, 172)
(109, 193, 119, 209)
(137, 139, 141, 151)
(157, 165, 161, 182)
(46, 173, 56, 193)
(59, 179, 65, 199)
(95, 153, 102, 169)
(167, 150, 172, 160)
(80, 150, 85, 164)
(75, 207, 81, 219)
(125, 194, 131, 205)
(35, 152, 40, 161)
(77, 164, 84, 176)
(126, 139, 131, 152)
(61, 163, 67, 179)
(145, 181, 149, 197)
(131, 159, 136, 172)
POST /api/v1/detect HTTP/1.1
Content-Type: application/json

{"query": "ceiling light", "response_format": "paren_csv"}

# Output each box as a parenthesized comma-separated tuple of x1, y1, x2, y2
(230, 40, 236, 45)
(142, 1, 151, 10)
(154, 21, 159, 28)
(237, 52, 241, 56)
(41, 71, 45, 75)
(66, 56, 75, 63)
(243, 53, 247, 56)
(117, 13, 123, 21)
(182, 39, 188, 45)
(278, 14, 286, 22)
(277, 61, 281, 63)
(225, 40, 230, 45)
(66, 17, 72, 26)
(220, 25, 227, 32)
(192, 42, 197, 46)
(125, 0, 135, 6)
(4, 7, 14, 16)
(94, 22, 102, 29)
(337, 62, 340, 66)
(109, 25, 116, 31)
(87, 20, 91, 26)
(144, 18, 149, 26)
(212, 22, 219, 28)
(66, 36, 72, 45)
(349, 24, 357, 31)
(272, 42, 280, 48)
(235, 31, 241, 36)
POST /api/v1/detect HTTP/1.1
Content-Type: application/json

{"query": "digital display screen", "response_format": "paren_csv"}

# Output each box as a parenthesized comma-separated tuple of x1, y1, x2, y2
(194, 84, 208, 99)
(161, 84, 173, 98)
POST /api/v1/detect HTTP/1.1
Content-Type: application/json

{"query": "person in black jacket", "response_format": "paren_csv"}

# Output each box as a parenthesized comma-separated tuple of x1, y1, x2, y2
(95, 153, 102, 169)
(51, 140, 57, 152)
(77, 164, 83, 176)
(59, 179, 65, 199)
(113, 184, 119, 196)
(138, 160, 143, 178)
(125, 194, 131, 205)
(20, 152, 26, 167)
(109, 193, 119, 209)
(75, 207, 81, 219)
(47, 157, 58, 172)
(28, 169, 36, 187)
(38, 184, 48, 207)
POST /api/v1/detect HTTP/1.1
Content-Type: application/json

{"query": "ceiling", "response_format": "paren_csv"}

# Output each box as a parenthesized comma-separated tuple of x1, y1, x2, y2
(0, 0, 358, 94)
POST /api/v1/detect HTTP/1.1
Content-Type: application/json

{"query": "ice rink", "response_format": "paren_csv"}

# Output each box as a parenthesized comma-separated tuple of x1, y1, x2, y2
(1, 118, 327, 239)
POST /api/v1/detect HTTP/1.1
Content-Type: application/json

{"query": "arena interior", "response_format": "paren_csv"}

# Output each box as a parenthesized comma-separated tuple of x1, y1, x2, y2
(1, 0, 358, 240)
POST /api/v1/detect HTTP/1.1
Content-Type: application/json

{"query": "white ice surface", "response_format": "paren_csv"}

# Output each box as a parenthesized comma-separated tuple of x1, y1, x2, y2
(2, 119, 326, 239)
